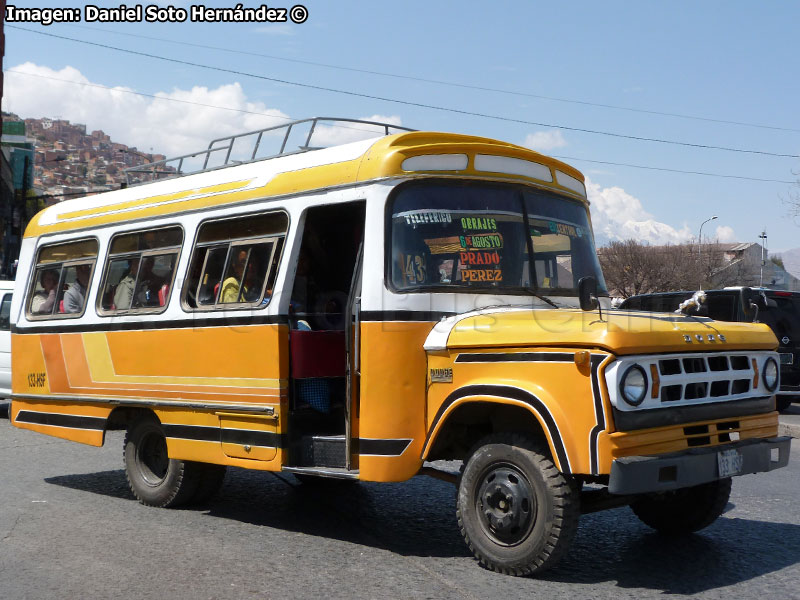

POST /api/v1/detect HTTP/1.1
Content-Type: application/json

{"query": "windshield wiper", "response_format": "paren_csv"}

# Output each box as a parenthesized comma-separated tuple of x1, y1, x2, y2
(505, 286, 559, 308)
(531, 291, 559, 309)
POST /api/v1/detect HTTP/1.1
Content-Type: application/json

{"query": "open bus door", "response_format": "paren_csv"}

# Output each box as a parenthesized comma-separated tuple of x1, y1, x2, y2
(284, 201, 365, 477)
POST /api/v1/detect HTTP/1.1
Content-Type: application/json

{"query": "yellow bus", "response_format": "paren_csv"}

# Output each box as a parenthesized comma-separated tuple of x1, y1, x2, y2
(10, 117, 790, 575)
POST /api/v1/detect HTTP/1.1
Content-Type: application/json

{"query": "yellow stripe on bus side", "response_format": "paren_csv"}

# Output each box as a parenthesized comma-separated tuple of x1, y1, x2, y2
(81, 331, 286, 389)
(58, 180, 253, 220)
(24, 158, 363, 238)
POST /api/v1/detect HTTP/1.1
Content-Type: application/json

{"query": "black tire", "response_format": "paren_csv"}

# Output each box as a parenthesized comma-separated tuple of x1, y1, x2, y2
(457, 433, 580, 576)
(776, 396, 792, 412)
(191, 464, 227, 504)
(631, 478, 732, 534)
(123, 417, 201, 508)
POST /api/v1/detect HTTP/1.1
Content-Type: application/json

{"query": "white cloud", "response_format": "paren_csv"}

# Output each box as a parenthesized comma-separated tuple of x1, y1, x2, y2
(4, 63, 290, 157)
(586, 178, 696, 245)
(309, 114, 404, 147)
(714, 225, 736, 243)
(586, 178, 738, 246)
(523, 130, 567, 152)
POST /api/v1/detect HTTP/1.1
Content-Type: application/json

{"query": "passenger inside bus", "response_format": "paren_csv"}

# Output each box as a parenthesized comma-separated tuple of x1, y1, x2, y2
(63, 264, 91, 313)
(133, 257, 159, 307)
(242, 256, 265, 303)
(113, 257, 140, 310)
(31, 268, 58, 314)
(221, 249, 247, 303)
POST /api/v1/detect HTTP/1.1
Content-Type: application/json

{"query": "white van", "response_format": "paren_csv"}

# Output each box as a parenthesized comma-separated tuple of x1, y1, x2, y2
(0, 279, 13, 412)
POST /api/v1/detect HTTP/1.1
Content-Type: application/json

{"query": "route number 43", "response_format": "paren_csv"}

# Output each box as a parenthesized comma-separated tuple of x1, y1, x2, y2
(404, 254, 426, 284)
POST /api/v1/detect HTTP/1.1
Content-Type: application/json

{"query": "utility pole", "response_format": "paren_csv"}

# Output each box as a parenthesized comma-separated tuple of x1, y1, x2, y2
(698, 215, 717, 288)
(759, 230, 767, 288)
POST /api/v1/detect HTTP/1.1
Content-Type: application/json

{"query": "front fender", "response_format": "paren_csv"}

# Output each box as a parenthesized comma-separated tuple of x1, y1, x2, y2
(423, 353, 612, 475)
(421, 383, 573, 472)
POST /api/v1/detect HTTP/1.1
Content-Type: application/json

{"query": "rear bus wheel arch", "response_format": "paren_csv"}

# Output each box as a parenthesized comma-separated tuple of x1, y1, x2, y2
(105, 406, 154, 436)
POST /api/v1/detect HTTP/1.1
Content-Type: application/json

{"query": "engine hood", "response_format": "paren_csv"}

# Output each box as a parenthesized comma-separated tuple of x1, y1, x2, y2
(423, 307, 778, 355)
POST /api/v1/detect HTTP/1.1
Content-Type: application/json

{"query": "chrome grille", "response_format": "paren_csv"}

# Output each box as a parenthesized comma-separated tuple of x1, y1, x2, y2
(606, 350, 777, 413)
(654, 353, 754, 403)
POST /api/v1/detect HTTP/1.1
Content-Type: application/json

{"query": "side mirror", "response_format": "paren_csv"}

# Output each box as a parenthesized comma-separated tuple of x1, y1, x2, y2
(578, 276, 599, 312)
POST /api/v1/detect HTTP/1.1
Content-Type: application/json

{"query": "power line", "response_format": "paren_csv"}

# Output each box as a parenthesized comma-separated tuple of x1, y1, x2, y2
(6, 69, 794, 186)
(4, 69, 400, 136)
(8, 25, 800, 160)
(60, 23, 800, 135)
(5, 68, 292, 119)
(552, 155, 796, 184)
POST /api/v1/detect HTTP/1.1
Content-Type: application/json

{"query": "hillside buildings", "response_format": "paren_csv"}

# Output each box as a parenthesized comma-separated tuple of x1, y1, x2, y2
(0, 114, 164, 276)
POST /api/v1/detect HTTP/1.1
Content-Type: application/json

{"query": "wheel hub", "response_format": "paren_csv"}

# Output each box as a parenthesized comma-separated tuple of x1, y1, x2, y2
(137, 431, 169, 486)
(476, 464, 536, 546)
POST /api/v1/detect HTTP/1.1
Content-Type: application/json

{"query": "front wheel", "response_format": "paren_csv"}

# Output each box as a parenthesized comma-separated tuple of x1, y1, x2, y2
(457, 433, 580, 576)
(631, 478, 732, 534)
(123, 417, 200, 508)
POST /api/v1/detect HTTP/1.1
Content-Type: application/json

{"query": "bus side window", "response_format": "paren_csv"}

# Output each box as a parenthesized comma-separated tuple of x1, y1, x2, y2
(99, 226, 183, 314)
(27, 239, 99, 319)
(184, 211, 288, 310)
(191, 246, 227, 306)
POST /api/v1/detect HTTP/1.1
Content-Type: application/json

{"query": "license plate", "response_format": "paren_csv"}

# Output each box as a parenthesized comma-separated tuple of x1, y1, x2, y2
(717, 448, 743, 478)
(780, 353, 793, 365)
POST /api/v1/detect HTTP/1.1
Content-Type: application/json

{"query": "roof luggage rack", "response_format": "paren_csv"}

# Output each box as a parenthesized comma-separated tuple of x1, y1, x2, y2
(123, 117, 415, 186)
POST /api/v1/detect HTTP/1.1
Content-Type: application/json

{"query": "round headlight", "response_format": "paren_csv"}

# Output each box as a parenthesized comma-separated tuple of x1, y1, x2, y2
(620, 364, 648, 406)
(763, 357, 779, 392)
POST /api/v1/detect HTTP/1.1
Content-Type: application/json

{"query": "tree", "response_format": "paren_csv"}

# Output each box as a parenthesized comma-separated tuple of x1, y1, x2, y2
(598, 239, 726, 298)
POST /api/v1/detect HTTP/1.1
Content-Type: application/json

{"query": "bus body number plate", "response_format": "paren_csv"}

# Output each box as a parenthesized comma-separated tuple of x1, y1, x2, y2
(27, 372, 47, 388)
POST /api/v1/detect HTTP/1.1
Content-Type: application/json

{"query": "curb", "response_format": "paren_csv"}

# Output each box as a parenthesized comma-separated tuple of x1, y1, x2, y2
(778, 421, 800, 439)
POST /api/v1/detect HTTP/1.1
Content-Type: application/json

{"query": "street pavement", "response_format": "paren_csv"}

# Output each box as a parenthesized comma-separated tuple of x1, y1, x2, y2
(1, 415, 800, 599)
(780, 403, 800, 438)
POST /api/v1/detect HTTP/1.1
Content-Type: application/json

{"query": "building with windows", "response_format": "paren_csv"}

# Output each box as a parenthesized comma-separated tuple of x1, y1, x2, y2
(711, 242, 800, 291)
(1, 119, 37, 278)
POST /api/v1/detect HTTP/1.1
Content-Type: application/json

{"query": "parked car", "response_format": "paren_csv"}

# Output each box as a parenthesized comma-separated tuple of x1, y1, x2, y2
(0, 280, 13, 416)
(619, 287, 800, 411)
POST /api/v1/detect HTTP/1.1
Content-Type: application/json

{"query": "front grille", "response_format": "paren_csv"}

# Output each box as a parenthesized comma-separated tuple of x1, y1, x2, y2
(608, 350, 776, 414)
(682, 357, 706, 373)
(731, 356, 750, 370)
(650, 353, 758, 404)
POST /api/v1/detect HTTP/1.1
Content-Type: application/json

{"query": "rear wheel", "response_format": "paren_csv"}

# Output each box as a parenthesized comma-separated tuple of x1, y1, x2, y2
(123, 417, 200, 508)
(631, 478, 732, 534)
(776, 396, 793, 412)
(456, 433, 580, 576)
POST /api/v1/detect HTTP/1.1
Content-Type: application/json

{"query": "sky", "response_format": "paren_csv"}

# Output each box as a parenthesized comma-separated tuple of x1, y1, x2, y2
(3, 1, 800, 253)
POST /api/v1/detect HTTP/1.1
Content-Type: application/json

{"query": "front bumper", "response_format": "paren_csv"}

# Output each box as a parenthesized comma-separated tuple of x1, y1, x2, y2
(609, 437, 791, 495)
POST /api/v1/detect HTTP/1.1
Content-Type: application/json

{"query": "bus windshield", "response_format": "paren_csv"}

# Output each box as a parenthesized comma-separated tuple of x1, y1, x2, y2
(389, 181, 607, 296)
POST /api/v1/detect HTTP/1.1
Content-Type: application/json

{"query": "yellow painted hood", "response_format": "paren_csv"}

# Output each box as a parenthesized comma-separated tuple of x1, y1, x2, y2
(442, 308, 778, 355)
